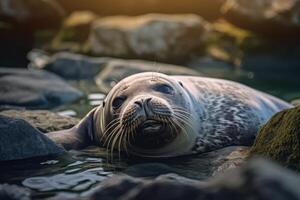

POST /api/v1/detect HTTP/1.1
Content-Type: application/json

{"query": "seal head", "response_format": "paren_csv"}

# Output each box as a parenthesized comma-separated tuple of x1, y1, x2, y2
(93, 72, 197, 158)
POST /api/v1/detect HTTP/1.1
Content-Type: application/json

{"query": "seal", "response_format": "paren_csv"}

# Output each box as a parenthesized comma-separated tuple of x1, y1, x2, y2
(48, 72, 292, 158)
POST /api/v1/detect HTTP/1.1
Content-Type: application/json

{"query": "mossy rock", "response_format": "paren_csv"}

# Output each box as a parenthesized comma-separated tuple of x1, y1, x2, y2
(250, 106, 300, 171)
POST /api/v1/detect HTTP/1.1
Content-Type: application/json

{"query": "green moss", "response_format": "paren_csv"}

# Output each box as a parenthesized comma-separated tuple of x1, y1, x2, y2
(250, 106, 300, 171)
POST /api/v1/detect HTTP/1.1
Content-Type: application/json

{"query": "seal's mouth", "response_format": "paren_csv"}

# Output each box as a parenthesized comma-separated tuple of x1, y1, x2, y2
(138, 120, 165, 136)
(130, 119, 176, 149)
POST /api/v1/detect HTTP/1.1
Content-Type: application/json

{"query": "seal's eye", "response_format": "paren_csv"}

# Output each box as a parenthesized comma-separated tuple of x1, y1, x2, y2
(112, 96, 126, 109)
(154, 84, 174, 94)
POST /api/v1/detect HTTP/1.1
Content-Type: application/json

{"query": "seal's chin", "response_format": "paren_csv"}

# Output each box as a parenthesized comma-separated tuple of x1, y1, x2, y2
(131, 119, 176, 150)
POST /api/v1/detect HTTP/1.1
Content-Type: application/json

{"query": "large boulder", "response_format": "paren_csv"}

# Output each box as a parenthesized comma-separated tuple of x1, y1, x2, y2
(88, 158, 300, 200)
(222, 0, 300, 37)
(0, 109, 79, 133)
(251, 106, 300, 171)
(0, 68, 82, 109)
(0, 115, 65, 161)
(0, 0, 65, 29)
(89, 14, 209, 63)
(95, 58, 201, 93)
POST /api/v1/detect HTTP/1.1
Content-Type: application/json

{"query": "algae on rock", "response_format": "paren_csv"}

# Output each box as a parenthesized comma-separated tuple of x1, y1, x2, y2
(250, 106, 300, 171)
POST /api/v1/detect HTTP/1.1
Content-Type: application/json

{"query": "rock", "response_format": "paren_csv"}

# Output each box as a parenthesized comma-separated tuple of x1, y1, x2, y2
(89, 14, 209, 63)
(0, 0, 65, 29)
(88, 158, 300, 200)
(28, 50, 201, 87)
(0, 184, 31, 200)
(95, 58, 201, 93)
(0, 109, 79, 133)
(50, 11, 98, 53)
(28, 50, 108, 79)
(0, 115, 65, 161)
(0, 68, 82, 109)
(250, 106, 300, 171)
(222, 0, 300, 37)
(57, 0, 225, 21)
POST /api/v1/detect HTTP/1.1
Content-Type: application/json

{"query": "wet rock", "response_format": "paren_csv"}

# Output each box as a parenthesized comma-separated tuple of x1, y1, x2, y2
(0, 109, 79, 133)
(28, 50, 108, 79)
(0, 68, 82, 109)
(222, 0, 300, 37)
(89, 158, 300, 200)
(0, 0, 65, 29)
(0, 184, 31, 200)
(89, 14, 209, 63)
(0, 115, 65, 161)
(251, 106, 300, 171)
(95, 58, 201, 93)
(50, 11, 98, 53)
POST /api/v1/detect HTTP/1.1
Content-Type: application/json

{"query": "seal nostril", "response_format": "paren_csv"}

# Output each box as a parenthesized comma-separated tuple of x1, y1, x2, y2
(134, 100, 143, 108)
(145, 97, 152, 105)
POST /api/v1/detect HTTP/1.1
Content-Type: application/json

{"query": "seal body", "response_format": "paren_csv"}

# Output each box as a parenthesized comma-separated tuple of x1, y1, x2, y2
(48, 72, 292, 158)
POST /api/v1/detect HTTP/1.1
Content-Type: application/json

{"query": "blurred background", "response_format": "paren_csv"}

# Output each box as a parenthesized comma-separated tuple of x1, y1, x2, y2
(0, 0, 300, 114)
(1, 1, 300, 199)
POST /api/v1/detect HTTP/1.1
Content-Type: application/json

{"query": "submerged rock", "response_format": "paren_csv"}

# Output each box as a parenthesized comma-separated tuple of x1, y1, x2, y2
(0, 68, 82, 109)
(95, 58, 201, 93)
(89, 14, 209, 63)
(0, 115, 65, 161)
(89, 158, 300, 200)
(0, 184, 31, 200)
(251, 106, 300, 171)
(0, 0, 65, 29)
(0, 109, 79, 133)
(222, 0, 300, 37)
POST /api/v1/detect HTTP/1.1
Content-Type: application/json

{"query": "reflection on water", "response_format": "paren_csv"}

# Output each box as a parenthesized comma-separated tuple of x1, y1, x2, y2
(1, 66, 299, 199)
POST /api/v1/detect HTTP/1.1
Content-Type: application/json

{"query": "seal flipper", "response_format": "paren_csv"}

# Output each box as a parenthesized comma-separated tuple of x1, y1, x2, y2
(47, 108, 98, 150)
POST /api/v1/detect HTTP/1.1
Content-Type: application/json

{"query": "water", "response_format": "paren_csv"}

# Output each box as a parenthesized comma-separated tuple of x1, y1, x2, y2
(1, 65, 299, 199)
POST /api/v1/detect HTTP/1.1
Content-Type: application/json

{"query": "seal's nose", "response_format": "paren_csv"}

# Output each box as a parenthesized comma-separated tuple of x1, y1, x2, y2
(134, 97, 152, 107)
(134, 97, 152, 116)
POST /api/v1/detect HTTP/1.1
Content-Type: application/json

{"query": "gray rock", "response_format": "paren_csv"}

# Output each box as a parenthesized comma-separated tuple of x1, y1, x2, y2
(0, 0, 65, 29)
(0, 109, 79, 133)
(0, 184, 31, 200)
(89, 14, 209, 63)
(0, 68, 82, 109)
(222, 0, 300, 37)
(88, 158, 300, 200)
(28, 50, 108, 80)
(95, 59, 201, 93)
(0, 115, 65, 161)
